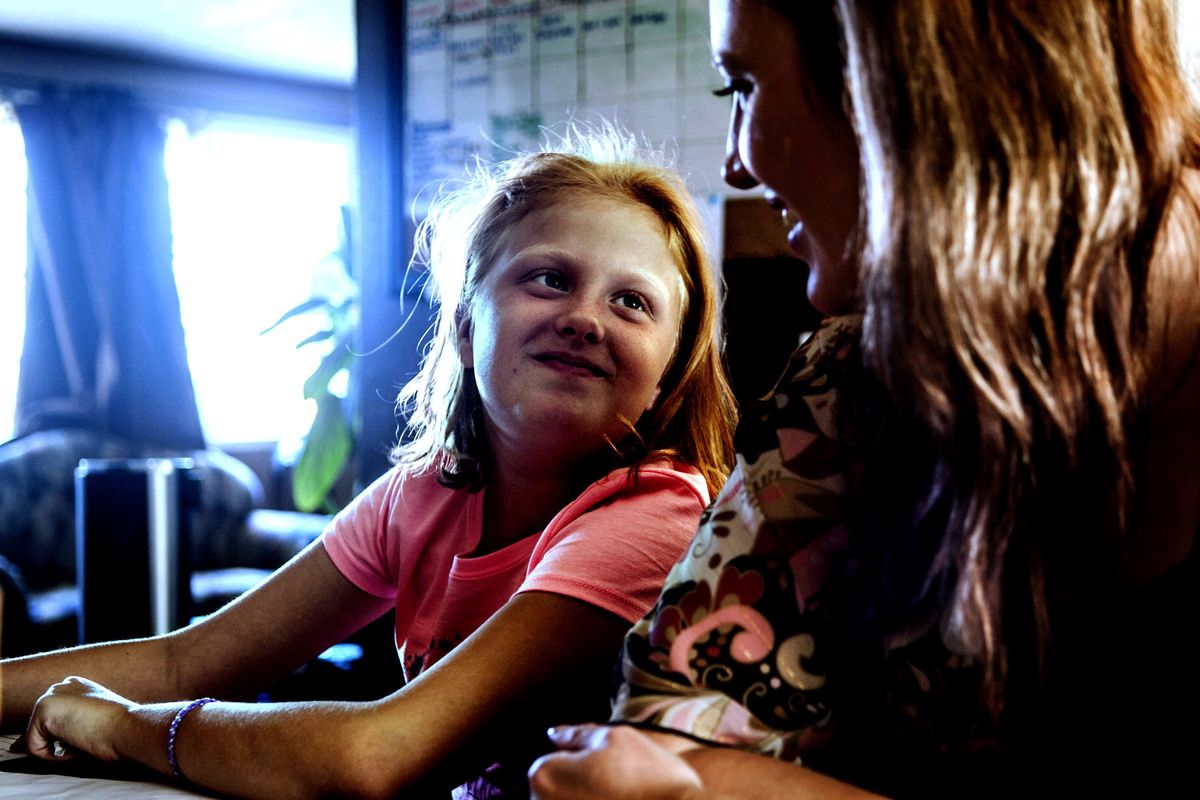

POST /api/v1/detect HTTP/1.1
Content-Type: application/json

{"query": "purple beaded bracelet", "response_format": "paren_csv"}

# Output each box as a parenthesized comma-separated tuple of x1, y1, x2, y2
(167, 697, 217, 781)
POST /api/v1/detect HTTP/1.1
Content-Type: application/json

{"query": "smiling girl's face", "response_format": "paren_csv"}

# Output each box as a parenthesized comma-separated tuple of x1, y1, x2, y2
(458, 193, 685, 462)
(710, 0, 861, 315)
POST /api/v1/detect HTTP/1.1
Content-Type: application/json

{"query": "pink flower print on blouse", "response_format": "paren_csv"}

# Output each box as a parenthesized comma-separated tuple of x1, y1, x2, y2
(649, 564, 771, 682)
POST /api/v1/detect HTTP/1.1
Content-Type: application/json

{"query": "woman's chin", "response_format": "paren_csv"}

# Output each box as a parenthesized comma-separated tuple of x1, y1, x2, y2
(806, 267, 858, 316)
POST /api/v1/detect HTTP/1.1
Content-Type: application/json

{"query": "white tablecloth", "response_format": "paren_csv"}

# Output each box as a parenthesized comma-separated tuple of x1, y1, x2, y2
(0, 770, 208, 798)
(0, 735, 207, 798)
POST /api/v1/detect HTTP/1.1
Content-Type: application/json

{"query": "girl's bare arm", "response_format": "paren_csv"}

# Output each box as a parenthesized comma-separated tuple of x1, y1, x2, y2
(21, 553, 629, 798)
(2, 538, 386, 727)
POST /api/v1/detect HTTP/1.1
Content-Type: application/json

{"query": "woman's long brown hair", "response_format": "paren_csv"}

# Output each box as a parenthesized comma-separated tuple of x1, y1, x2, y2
(773, 0, 1200, 706)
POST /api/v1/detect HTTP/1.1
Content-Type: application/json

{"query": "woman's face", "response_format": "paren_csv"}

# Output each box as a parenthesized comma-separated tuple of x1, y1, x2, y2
(460, 195, 685, 465)
(709, 0, 862, 315)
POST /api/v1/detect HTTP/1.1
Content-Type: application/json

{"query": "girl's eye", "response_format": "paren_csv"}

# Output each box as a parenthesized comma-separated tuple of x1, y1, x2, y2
(531, 272, 568, 291)
(713, 79, 752, 99)
(616, 293, 648, 313)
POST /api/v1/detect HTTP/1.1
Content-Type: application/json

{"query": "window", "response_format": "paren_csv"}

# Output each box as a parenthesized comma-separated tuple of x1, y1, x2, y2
(1184, 3, 1200, 99)
(164, 118, 353, 446)
(0, 107, 27, 442)
(0, 112, 351, 447)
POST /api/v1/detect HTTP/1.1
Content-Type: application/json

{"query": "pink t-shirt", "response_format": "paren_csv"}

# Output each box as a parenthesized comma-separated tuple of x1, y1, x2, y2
(321, 461, 708, 679)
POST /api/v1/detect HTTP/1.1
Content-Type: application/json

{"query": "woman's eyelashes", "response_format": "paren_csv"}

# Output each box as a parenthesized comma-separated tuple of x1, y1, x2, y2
(713, 79, 752, 99)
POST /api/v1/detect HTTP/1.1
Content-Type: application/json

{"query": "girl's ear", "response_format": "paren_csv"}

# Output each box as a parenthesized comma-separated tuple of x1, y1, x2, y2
(456, 311, 474, 369)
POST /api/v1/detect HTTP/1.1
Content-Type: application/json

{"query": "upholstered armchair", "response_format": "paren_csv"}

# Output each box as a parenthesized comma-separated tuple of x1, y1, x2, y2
(0, 428, 310, 655)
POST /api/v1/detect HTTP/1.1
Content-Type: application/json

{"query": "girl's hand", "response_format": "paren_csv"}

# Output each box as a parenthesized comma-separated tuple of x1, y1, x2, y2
(528, 724, 708, 800)
(22, 675, 136, 763)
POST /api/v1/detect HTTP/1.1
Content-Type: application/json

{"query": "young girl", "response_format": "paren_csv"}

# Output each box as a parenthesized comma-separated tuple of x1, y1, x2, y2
(2, 129, 737, 798)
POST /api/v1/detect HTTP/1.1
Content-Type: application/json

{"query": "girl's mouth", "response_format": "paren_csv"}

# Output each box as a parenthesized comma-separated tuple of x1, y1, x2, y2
(534, 353, 609, 378)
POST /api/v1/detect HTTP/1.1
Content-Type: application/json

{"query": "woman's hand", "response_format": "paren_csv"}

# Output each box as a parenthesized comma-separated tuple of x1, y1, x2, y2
(528, 724, 710, 800)
(21, 675, 135, 763)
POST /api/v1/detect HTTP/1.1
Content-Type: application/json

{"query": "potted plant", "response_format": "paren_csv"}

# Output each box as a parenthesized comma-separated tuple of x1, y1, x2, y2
(262, 206, 358, 513)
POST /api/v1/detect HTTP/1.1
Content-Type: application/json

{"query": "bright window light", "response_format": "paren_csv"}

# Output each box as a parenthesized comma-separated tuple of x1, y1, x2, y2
(0, 107, 28, 443)
(165, 118, 352, 446)
(1182, 2, 1200, 99)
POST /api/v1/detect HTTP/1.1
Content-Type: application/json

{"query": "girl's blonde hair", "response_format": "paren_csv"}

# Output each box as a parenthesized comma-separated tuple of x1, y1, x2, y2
(392, 125, 736, 497)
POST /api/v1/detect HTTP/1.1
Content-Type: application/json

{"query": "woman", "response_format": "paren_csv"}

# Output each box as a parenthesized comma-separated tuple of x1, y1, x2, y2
(3, 131, 737, 798)
(530, 1, 1200, 797)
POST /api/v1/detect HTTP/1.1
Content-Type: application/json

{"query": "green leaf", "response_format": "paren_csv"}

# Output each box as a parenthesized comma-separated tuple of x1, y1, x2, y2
(293, 393, 352, 512)
(260, 298, 331, 335)
(303, 334, 355, 399)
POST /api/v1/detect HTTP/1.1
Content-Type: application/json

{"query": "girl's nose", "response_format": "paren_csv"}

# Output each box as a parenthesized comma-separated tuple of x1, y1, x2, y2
(555, 299, 604, 343)
(722, 103, 759, 190)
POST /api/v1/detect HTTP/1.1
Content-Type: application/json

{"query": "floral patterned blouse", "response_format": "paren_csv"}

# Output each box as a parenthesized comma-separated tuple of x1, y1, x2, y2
(612, 316, 1006, 792)
(611, 313, 1197, 796)
(612, 315, 860, 761)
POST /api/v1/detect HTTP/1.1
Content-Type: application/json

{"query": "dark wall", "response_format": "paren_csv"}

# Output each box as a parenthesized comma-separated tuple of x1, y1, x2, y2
(352, 0, 433, 486)
(721, 198, 823, 407)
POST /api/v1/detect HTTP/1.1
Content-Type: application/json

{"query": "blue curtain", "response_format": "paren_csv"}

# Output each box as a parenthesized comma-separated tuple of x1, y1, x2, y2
(13, 88, 204, 450)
